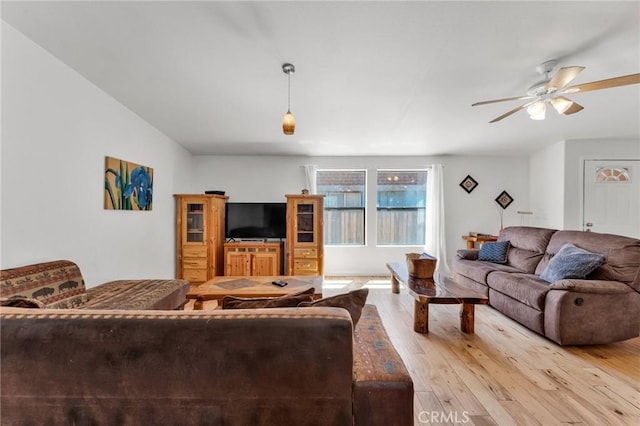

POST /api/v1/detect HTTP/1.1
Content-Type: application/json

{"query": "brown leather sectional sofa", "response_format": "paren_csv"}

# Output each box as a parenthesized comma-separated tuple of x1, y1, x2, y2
(0, 261, 413, 425)
(454, 226, 640, 345)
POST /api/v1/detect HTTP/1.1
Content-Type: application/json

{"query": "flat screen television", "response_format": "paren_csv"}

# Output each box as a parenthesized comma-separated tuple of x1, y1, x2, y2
(225, 202, 287, 240)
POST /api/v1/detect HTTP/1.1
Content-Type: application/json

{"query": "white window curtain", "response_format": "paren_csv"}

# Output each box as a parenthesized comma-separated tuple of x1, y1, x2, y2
(303, 164, 318, 193)
(425, 164, 451, 279)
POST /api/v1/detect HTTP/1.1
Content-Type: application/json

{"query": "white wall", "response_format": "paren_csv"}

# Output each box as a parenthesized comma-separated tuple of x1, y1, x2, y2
(528, 138, 640, 231)
(192, 155, 529, 275)
(1, 22, 193, 286)
(529, 140, 565, 229)
(563, 139, 640, 230)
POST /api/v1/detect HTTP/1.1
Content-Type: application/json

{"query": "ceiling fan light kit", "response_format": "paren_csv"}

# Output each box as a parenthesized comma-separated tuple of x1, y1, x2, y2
(473, 60, 640, 123)
(282, 63, 296, 135)
(527, 100, 546, 120)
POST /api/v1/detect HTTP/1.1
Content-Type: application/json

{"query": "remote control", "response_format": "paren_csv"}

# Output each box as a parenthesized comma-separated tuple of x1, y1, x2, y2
(272, 280, 287, 287)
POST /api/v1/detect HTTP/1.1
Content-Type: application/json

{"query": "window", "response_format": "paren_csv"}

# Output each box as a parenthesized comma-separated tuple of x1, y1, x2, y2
(596, 166, 630, 182)
(377, 170, 427, 245)
(316, 170, 366, 245)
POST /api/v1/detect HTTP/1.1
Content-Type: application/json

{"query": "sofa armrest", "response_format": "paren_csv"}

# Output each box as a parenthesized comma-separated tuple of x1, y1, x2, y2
(456, 249, 479, 260)
(353, 305, 413, 426)
(549, 279, 633, 294)
(544, 287, 640, 345)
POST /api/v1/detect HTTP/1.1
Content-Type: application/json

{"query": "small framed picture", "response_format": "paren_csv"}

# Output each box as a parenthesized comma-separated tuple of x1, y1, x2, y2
(495, 191, 514, 209)
(459, 175, 478, 193)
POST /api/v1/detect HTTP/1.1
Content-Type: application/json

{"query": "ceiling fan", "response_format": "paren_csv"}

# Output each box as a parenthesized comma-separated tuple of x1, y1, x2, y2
(472, 60, 640, 123)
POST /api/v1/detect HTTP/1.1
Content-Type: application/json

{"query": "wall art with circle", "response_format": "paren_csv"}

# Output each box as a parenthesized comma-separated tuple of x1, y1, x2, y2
(495, 191, 514, 209)
(459, 175, 479, 193)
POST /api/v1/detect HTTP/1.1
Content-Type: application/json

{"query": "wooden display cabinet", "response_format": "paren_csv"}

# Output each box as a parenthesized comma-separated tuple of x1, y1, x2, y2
(224, 242, 283, 276)
(174, 194, 228, 283)
(286, 194, 325, 276)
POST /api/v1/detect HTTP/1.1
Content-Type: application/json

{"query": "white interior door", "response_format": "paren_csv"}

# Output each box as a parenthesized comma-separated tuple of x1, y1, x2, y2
(583, 159, 640, 238)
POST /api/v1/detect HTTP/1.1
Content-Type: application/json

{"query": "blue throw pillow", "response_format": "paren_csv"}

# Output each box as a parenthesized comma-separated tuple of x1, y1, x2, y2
(478, 240, 510, 264)
(540, 243, 605, 283)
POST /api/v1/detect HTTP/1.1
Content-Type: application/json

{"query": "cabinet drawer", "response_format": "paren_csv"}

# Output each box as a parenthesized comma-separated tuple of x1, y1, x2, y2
(293, 268, 319, 276)
(183, 258, 207, 269)
(294, 248, 317, 258)
(182, 268, 207, 283)
(293, 259, 318, 272)
(183, 245, 207, 258)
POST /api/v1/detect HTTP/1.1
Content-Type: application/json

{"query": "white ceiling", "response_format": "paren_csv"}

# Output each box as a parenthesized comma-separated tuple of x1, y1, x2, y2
(2, 1, 639, 157)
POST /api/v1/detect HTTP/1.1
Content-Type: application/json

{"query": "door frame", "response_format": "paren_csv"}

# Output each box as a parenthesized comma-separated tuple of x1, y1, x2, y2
(579, 157, 640, 233)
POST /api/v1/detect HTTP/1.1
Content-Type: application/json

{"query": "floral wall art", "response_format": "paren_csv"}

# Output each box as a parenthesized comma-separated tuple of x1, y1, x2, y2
(104, 156, 153, 211)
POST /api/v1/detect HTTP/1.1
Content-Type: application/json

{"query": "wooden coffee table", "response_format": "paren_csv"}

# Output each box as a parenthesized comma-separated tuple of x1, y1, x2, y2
(187, 275, 323, 302)
(386, 262, 488, 334)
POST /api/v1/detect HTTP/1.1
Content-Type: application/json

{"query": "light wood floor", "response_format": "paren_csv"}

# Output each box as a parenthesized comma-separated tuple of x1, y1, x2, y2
(187, 276, 640, 425)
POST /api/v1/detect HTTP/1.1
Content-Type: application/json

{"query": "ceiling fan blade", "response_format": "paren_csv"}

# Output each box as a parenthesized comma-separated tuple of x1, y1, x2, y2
(549, 96, 574, 114)
(564, 73, 640, 94)
(563, 101, 584, 115)
(488, 104, 529, 123)
(546, 66, 585, 91)
(472, 95, 532, 107)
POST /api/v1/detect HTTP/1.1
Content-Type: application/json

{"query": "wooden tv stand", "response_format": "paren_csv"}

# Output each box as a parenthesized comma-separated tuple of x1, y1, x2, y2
(223, 241, 283, 276)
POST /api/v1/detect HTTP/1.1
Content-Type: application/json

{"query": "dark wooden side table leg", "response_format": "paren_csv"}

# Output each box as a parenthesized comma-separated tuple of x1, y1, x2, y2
(391, 274, 400, 294)
(460, 303, 475, 334)
(413, 299, 429, 333)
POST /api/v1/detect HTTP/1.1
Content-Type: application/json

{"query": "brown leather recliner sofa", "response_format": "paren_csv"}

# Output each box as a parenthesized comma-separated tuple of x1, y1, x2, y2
(454, 226, 640, 345)
(0, 261, 413, 425)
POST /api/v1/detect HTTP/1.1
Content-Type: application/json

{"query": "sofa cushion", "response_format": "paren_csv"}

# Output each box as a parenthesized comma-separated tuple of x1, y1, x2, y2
(549, 279, 634, 294)
(499, 226, 556, 253)
(486, 272, 550, 311)
(82, 279, 189, 310)
(535, 230, 640, 292)
(299, 288, 369, 326)
(454, 259, 522, 286)
(489, 289, 545, 335)
(498, 227, 556, 273)
(540, 243, 605, 283)
(505, 247, 547, 274)
(478, 241, 510, 263)
(455, 274, 490, 296)
(221, 287, 315, 309)
(0, 260, 88, 308)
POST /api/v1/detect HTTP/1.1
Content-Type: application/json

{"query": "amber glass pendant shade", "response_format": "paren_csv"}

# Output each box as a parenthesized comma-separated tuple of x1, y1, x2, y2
(283, 111, 295, 135)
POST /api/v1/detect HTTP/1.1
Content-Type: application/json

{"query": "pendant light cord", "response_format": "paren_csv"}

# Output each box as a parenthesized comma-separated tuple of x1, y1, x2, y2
(287, 71, 292, 113)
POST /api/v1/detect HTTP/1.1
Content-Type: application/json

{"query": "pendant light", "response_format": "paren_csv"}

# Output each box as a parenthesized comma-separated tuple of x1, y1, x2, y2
(282, 63, 296, 135)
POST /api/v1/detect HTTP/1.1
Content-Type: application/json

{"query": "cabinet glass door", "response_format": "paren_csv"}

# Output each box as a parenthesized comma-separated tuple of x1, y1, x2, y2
(296, 203, 315, 243)
(186, 202, 205, 243)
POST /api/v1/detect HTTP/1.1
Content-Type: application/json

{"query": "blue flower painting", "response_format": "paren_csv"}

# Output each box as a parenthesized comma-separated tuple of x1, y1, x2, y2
(104, 156, 153, 211)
